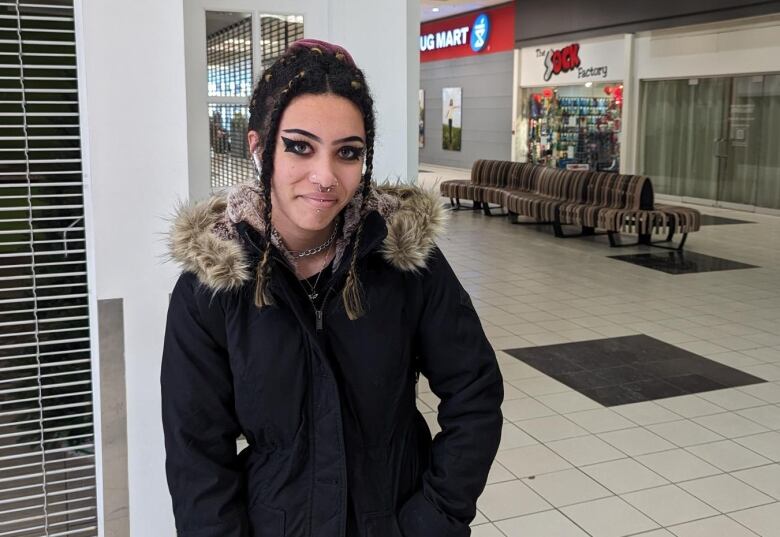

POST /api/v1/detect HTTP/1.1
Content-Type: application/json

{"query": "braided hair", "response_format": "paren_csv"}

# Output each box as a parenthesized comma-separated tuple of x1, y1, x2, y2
(248, 40, 376, 320)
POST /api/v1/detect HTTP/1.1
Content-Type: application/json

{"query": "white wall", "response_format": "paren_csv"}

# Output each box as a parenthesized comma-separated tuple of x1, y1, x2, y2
(79, 1, 188, 535)
(80, 0, 420, 535)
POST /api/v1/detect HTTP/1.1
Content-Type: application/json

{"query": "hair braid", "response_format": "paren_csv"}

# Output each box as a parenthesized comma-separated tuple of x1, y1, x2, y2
(252, 70, 308, 308)
(342, 122, 375, 320)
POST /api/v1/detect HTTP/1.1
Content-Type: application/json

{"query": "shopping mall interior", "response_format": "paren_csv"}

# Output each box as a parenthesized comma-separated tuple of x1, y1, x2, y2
(1, 1, 779, 536)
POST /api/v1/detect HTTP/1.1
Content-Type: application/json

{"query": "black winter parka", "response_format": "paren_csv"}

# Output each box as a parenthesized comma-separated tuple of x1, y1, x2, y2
(161, 186, 504, 537)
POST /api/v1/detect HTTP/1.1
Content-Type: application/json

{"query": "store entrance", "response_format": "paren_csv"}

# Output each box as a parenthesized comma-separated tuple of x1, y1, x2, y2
(639, 74, 780, 211)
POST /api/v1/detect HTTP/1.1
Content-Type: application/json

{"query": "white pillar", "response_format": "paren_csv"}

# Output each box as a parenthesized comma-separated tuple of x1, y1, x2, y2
(621, 33, 637, 175)
(329, 0, 420, 184)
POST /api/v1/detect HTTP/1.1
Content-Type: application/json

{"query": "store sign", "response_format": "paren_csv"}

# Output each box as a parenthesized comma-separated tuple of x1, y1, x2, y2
(520, 38, 625, 87)
(470, 14, 489, 52)
(420, 14, 489, 53)
(542, 43, 580, 81)
(420, 3, 514, 62)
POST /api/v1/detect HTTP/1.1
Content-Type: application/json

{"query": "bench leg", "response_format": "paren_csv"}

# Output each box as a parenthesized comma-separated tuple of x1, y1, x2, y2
(554, 220, 607, 239)
(452, 199, 483, 211)
(483, 203, 507, 217)
(509, 212, 553, 226)
(607, 230, 689, 251)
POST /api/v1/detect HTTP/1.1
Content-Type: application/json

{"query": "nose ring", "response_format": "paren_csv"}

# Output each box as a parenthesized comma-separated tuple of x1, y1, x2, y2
(310, 173, 339, 193)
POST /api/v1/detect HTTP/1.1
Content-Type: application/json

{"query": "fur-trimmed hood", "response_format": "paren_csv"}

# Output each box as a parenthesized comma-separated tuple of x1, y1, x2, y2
(168, 185, 447, 292)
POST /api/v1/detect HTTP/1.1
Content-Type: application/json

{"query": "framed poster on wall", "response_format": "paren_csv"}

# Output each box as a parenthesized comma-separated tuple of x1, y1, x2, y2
(419, 89, 425, 148)
(442, 87, 462, 151)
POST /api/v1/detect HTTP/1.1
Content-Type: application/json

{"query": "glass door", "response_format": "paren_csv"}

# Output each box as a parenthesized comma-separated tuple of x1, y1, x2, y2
(639, 74, 780, 211)
(717, 76, 762, 209)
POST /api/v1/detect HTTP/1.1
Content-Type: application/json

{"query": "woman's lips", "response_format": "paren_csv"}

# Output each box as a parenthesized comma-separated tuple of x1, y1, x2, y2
(300, 193, 338, 209)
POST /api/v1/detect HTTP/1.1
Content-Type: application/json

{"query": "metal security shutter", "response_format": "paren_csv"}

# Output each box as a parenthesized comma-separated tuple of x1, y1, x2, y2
(0, 1, 98, 536)
(205, 12, 303, 191)
(207, 15, 252, 191)
(259, 15, 303, 71)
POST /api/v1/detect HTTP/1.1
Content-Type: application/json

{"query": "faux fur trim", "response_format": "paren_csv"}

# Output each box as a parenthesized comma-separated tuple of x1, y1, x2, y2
(167, 184, 447, 291)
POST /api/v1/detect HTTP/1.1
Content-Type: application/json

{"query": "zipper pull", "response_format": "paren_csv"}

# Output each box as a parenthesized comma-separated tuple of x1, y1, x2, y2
(316, 310, 323, 331)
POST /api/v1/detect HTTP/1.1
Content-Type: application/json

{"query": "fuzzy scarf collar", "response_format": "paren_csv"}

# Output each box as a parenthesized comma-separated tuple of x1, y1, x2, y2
(168, 183, 447, 292)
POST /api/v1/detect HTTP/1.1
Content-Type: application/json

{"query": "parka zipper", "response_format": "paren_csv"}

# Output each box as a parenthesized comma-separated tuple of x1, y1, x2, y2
(241, 229, 337, 331)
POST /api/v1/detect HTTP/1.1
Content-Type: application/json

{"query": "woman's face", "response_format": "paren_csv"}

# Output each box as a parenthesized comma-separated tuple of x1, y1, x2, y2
(249, 93, 366, 235)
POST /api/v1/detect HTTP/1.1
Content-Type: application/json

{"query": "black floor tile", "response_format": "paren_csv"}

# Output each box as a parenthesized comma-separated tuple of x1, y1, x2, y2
(700, 214, 755, 225)
(505, 335, 766, 407)
(608, 251, 758, 274)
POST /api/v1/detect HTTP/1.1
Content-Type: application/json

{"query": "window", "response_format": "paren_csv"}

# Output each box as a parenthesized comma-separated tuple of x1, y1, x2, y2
(0, 0, 98, 535)
(206, 12, 304, 190)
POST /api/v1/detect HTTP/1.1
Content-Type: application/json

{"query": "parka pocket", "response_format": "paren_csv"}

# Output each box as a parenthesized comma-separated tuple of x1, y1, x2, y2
(362, 510, 403, 537)
(249, 502, 285, 536)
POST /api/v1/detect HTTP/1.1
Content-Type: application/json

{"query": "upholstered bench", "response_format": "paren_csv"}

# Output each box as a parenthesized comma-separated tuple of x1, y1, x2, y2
(446, 159, 701, 250)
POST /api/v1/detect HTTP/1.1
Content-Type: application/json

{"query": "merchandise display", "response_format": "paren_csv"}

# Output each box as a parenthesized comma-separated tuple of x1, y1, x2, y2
(525, 84, 623, 171)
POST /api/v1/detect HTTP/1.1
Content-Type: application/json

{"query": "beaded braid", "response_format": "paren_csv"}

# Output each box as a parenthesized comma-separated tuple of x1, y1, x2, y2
(247, 44, 376, 318)
(253, 69, 309, 308)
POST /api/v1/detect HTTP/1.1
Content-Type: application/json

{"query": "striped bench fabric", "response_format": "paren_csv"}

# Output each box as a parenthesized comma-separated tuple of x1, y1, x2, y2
(439, 160, 701, 246)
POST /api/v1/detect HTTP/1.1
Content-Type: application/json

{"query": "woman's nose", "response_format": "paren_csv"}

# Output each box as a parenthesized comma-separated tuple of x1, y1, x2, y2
(308, 159, 339, 189)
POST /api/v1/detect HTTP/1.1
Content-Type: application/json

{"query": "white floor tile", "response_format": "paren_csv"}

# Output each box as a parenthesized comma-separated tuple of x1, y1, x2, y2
(636, 448, 721, 483)
(502, 397, 557, 422)
(647, 419, 725, 447)
(562, 496, 660, 537)
(535, 391, 602, 414)
(471, 510, 488, 526)
(494, 509, 589, 537)
(687, 440, 772, 472)
(669, 515, 762, 537)
(498, 422, 538, 451)
(615, 401, 683, 426)
(547, 435, 626, 467)
(622, 485, 718, 527)
(738, 383, 780, 404)
(516, 415, 589, 443)
(693, 412, 770, 438)
(496, 443, 572, 478)
(733, 464, 780, 500)
(736, 405, 780, 430)
(502, 381, 526, 401)
(524, 468, 612, 507)
(476, 479, 551, 521)
(469, 523, 504, 537)
(698, 388, 767, 411)
(735, 431, 780, 461)
(581, 458, 669, 495)
(486, 461, 516, 485)
(657, 395, 726, 418)
(599, 427, 677, 456)
(499, 361, 544, 381)
(566, 408, 636, 434)
(730, 502, 780, 537)
(678, 474, 774, 513)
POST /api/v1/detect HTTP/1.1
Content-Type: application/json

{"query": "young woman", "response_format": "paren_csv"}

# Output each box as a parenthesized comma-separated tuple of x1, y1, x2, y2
(162, 39, 503, 537)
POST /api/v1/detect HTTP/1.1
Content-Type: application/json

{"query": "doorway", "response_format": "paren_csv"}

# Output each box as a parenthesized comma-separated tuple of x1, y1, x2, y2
(638, 74, 780, 211)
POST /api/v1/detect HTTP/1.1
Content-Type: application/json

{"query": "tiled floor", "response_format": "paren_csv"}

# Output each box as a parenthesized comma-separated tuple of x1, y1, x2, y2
(417, 164, 780, 537)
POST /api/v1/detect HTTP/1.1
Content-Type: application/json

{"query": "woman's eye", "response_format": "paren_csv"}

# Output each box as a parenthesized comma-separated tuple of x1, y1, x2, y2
(338, 146, 363, 161)
(281, 137, 311, 155)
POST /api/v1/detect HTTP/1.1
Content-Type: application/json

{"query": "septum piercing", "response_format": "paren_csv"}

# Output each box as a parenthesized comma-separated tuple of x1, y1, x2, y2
(310, 173, 338, 193)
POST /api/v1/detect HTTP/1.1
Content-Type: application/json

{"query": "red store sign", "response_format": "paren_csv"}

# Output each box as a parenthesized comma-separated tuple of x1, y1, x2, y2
(420, 3, 514, 63)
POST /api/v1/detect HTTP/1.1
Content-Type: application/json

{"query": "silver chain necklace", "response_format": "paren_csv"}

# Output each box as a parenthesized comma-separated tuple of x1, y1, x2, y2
(299, 242, 332, 301)
(271, 225, 338, 259)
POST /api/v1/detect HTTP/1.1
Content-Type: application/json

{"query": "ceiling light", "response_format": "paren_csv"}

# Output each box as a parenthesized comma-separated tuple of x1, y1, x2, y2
(432, 7, 439, 12)
(585, 82, 593, 88)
